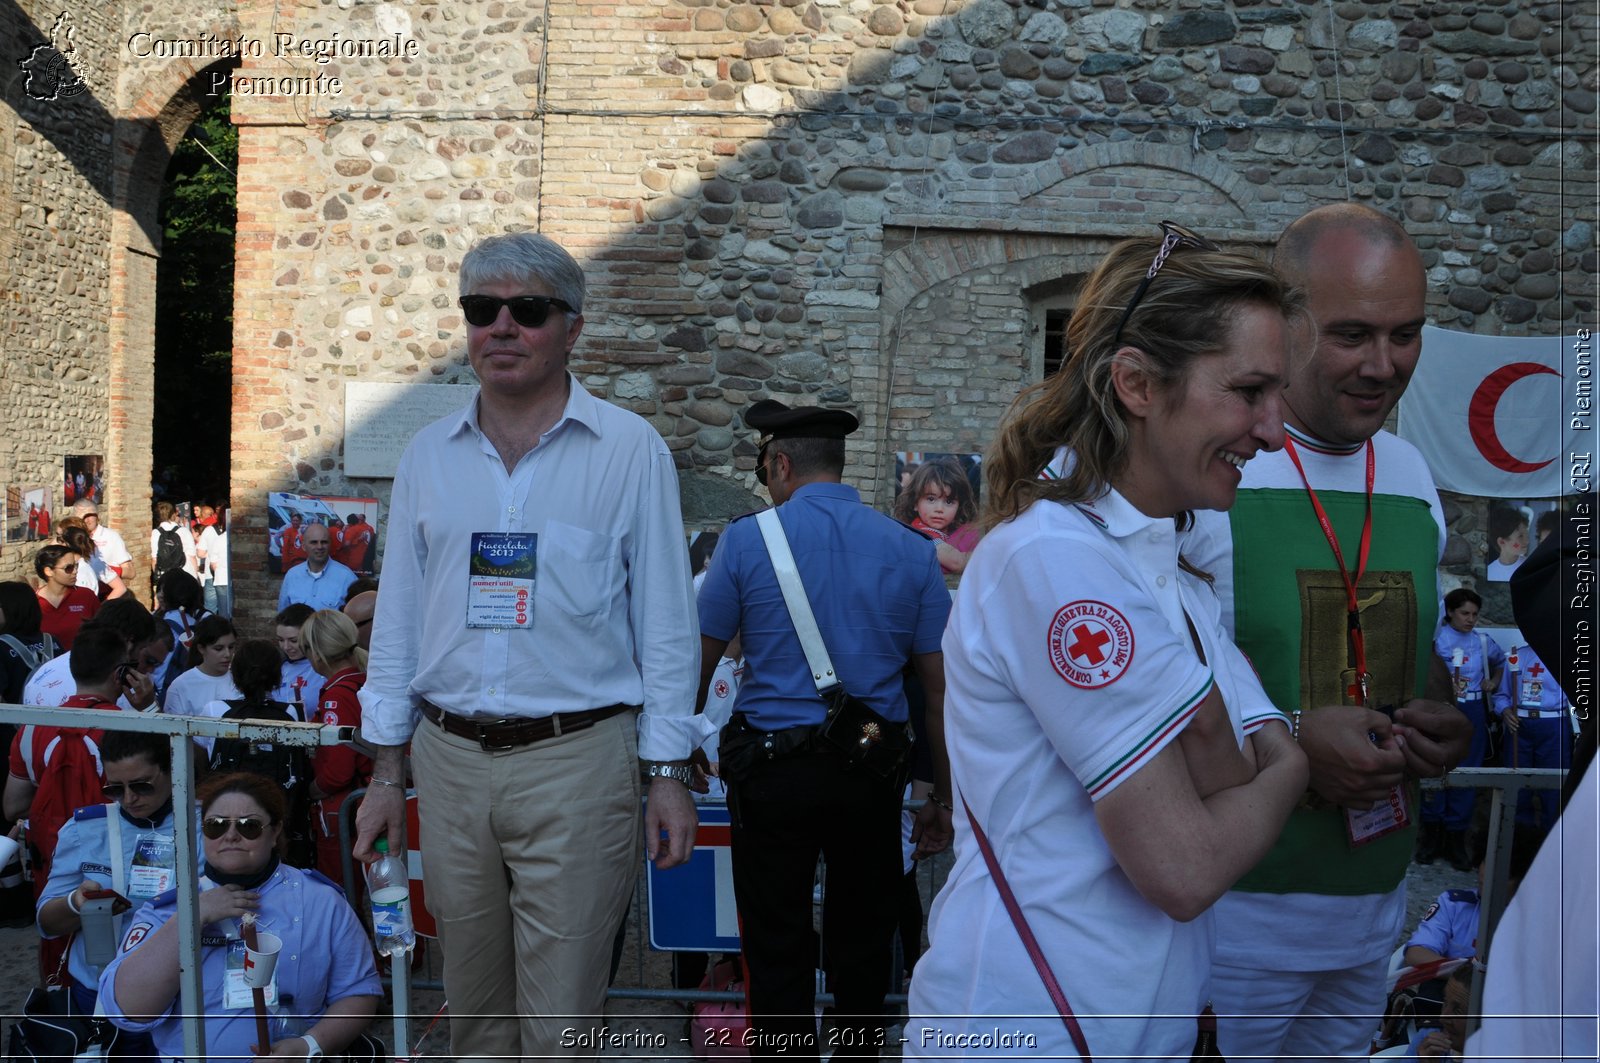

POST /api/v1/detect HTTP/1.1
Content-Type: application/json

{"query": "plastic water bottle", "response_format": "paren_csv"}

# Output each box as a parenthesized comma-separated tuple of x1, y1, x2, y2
(366, 838, 415, 955)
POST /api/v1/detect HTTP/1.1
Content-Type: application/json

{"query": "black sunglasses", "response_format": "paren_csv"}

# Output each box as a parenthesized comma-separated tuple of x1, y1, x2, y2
(202, 815, 272, 841)
(1110, 221, 1221, 348)
(102, 780, 158, 800)
(458, 294, 574, 329)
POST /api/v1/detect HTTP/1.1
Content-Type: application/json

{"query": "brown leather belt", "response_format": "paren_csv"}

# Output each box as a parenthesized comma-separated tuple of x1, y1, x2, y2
(419, 700, 634, 751)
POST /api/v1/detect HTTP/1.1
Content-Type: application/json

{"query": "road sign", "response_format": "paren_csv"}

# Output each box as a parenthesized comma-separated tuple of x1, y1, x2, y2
(647, 803, 740, 952)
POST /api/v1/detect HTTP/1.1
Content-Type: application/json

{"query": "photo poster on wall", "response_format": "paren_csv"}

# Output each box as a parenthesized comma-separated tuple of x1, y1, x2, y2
(687, 528, 722, 597)
(64, 455, 105, 507)
(8, 485, 52, 546)
(267, 491, 382, 576)
(891, 451, 984, 580)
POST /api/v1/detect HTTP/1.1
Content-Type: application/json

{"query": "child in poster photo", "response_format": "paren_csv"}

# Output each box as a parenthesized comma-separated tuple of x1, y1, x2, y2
(895, 458, 980, 575)
(1485, 505, 1530, 581)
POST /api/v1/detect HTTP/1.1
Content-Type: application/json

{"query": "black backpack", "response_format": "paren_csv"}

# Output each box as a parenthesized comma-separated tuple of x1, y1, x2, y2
(152, 525, 185, 581)
(209, 698, 309, 794)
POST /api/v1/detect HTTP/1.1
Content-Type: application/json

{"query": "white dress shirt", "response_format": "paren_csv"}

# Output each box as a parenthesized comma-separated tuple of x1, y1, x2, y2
(360, 376, 709, 761)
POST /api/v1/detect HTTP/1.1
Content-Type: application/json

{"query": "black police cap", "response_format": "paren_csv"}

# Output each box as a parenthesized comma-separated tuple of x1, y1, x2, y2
(744, 399, 859, 444)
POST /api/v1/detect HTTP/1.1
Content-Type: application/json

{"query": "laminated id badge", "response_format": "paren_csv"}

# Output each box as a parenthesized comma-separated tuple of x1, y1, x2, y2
(1345, 784, 1412, 847)
(128, 835, 175, 899)
(467, 532, 537, 629)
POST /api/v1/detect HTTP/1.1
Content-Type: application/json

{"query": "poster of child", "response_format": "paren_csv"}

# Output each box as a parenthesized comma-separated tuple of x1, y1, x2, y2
(892, 452, 982, 576)
(1483, 501, 1558, 582)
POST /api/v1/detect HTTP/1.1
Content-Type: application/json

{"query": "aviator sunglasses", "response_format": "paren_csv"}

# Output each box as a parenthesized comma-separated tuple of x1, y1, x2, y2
(201, 815, 272, 841)
(1110, 220, 1220, 348)
(458, 294, 575, 329)
(101, 780, 158, 800)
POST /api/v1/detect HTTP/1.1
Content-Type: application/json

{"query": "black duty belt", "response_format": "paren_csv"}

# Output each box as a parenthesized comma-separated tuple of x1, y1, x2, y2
(419, 700, 635, 751)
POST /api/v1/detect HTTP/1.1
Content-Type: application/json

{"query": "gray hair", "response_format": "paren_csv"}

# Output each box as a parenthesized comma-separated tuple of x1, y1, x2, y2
(460, 232, 586, 315)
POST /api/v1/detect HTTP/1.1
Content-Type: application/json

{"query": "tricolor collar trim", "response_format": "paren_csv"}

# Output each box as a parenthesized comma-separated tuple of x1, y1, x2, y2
(1283, 423, 1365, 457)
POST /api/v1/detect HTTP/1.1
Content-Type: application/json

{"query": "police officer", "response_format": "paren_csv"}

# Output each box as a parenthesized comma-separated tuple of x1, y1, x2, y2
(696, 400, 953, 1060)
(1494, 642, 1572, 832)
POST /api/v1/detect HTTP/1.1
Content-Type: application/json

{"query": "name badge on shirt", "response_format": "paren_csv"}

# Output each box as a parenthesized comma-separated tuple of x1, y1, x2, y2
(467, 533, 537, 630)
(1345, 784, 1412, 847)
(128, 835, 175, 899)
(224, 939, 279, 1009)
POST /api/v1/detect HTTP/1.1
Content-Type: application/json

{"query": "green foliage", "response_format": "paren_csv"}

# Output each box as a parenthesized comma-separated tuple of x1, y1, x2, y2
(153, 100, 236, 501)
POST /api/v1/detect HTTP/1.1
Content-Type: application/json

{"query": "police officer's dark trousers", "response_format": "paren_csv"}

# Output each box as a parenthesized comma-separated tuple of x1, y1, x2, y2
(729, 747, 902, 1061)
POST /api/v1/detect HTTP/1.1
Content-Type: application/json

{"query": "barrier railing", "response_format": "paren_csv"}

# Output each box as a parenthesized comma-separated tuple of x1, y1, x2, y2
(4, 700, 1566, 1061)
(2, 703, 345, 1062)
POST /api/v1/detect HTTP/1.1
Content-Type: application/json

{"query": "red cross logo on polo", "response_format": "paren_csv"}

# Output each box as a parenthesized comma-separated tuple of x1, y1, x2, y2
(1047, 600, 1134, 689)
(713, 679, 729, 698)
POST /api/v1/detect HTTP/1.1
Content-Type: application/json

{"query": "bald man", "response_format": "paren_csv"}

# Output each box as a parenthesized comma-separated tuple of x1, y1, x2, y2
(278, 522, 358, 611)
(1192, 203, 1470, 1060)
(342, 591, 377, 651)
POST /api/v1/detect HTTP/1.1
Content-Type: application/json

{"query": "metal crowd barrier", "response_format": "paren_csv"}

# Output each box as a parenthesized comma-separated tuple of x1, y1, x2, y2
(2, 703, 345, 1062)
(6, 700, 1554, 1062)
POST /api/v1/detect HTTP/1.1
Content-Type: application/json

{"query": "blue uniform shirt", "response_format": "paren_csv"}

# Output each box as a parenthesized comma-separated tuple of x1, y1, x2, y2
(1406, 887, 1480, 960)
(1434, 626, 1505, 698)
(697, 482, 951, 731)
(99, 863, 381, 1059)
(40, 802, 188, 989)
(1494, 644, 1569, 716)
(277, 558, 357, 611)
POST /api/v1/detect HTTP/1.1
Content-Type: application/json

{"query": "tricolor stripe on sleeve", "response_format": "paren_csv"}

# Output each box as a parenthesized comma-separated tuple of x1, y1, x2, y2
(1084, 674, 1215, 799)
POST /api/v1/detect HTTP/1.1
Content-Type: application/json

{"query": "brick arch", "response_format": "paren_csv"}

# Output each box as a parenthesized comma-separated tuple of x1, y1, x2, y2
(870, 231, 1127, 501)
(105, 41, 240, 583)
(1013, 141, 1258, 223)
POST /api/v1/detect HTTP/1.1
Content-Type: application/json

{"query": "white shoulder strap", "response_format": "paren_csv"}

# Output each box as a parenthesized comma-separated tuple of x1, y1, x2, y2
(755, 509, 838, 695)
(105, 805, 126, 898)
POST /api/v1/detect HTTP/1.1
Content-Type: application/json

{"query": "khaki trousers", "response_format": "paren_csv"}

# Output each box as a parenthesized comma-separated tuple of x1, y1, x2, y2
(412, 710, 641, 1061)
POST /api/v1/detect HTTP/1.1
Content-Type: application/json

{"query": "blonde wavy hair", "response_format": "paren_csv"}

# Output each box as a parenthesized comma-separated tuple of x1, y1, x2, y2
(300, 608, 368, 673)
(984, 234, 1304, 528)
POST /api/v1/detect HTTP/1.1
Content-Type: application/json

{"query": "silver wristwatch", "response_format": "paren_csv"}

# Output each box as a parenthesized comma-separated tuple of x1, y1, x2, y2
(641, 762, 695, 786)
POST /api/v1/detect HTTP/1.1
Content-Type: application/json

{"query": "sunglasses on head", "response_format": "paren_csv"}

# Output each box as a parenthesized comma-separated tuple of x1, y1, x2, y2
(102, 780, 157, 800)
(1110, 220, 1221, 348)
(201, 816, 271, 841)
(458, 294, 574, 329)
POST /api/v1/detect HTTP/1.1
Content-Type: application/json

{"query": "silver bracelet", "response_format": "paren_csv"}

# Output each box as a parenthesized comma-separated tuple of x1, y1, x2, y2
(1290, 709, 1304, 742)
(66, 890, 83, 915)
(369, 777, 403, 789)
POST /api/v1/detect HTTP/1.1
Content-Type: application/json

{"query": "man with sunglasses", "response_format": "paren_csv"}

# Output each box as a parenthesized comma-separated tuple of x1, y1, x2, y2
(37, 730, 187, 1058)
(1191, 203, 1471, 1060)
(354, 231, 705, 1062)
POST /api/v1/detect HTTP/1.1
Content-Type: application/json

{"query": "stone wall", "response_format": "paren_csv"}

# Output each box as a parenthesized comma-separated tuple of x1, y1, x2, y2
(3, 0, 1592, 624)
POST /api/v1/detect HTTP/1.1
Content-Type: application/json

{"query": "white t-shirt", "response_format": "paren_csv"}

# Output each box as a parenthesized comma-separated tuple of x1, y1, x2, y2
(150, 522, 199, 578)
(907, 483, 1280, 1059)
(91, 525, 132, 569)
(198, 526, 229, 586)
(163, 668, 240, 720)
(271, 658, 324, 723)
(22, 655, 143, 713)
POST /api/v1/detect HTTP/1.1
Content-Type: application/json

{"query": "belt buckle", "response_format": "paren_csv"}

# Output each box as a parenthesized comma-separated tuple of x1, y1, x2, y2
(477, 724, 516, 752)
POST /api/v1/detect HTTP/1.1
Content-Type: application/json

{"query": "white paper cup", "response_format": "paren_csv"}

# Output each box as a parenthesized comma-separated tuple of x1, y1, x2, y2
(0, 834, 19, 869)
(243, 931, 283, 988)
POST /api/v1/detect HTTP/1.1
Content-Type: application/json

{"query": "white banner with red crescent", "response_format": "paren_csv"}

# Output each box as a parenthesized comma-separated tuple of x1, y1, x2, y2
(1398, 326, 1573, 497)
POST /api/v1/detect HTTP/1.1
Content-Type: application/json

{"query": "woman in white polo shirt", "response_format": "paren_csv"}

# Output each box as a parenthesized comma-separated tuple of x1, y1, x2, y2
(907, 226, 1309, 1059)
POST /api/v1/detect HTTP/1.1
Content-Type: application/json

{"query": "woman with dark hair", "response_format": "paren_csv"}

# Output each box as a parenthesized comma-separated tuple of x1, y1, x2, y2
(908, 225, 1309, 1057)
(161, 615, 239, 723)
(54, 515, 128, 601)
(0, 581, 55, 704)
(34, 544, 99, 650)
(205, 639, 314, 867)
(99, 772, 381, 1060)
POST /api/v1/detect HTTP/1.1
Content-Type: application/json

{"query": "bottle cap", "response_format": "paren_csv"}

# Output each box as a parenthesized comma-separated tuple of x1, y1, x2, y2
(374, 837, 389, 854)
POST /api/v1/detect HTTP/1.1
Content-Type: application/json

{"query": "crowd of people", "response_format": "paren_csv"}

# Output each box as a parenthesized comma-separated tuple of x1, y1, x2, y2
(0, 210, 1585, 1063)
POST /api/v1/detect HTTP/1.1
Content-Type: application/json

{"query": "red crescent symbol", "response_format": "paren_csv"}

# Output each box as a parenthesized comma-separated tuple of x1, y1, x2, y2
(1467, 362, 1559, 473)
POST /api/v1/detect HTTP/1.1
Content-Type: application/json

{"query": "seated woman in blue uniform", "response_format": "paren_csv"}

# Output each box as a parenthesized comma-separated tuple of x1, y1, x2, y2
(98, 771, 381, 1060)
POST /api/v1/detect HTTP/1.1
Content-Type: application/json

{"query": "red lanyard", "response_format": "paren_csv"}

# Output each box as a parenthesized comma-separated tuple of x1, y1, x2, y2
(1283, 436, 1375, 705)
